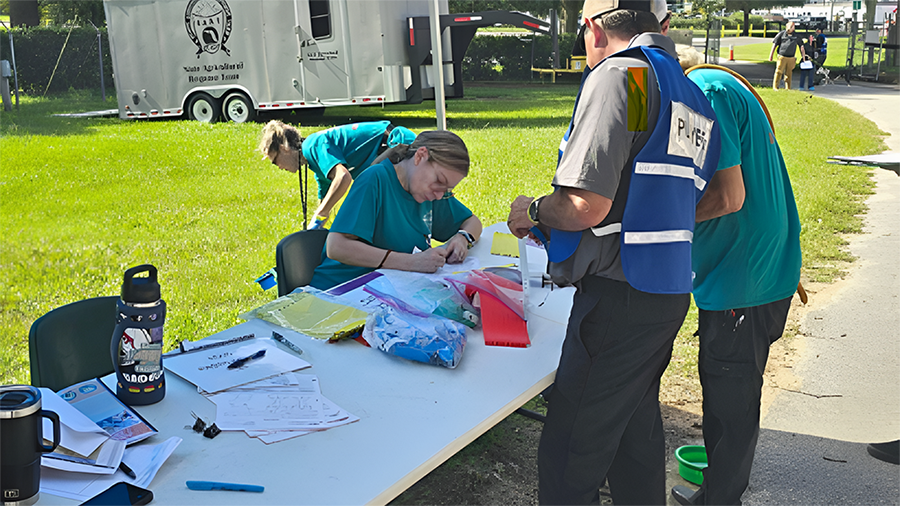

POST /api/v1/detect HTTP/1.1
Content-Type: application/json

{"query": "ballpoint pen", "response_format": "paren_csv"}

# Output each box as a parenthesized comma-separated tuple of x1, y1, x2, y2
(119, 461, 137, 479)
(227, 349, 266, 369)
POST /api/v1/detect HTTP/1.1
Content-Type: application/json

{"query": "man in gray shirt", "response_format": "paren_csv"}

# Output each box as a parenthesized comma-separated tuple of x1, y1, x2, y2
(768, 21, 806, 89)
(506, 0, 719, 503)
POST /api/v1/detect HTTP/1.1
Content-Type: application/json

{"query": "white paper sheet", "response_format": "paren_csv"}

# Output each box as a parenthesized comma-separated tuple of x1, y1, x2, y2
(519, 237, 531, 320)
(421, 255, 480, 282)
(41, 439, 125, 474)
(210, 374, 324, 430)
(246, 397, 360, 444)
(40, 436, 181, 501)
(40, 387, 111, 458)
(223, 372, 316, 393)
(165, 338, 311, 394)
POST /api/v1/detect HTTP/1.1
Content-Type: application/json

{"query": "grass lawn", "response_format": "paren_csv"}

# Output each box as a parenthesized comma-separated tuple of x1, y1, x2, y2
(733, 38, 899, 81)
(0, 83, 884, 392)
(733, 38, 849, 68)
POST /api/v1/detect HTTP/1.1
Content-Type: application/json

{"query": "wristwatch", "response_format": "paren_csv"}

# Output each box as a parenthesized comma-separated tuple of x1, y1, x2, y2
(457, 229, 476, 249)
(528, 196, 544, 224)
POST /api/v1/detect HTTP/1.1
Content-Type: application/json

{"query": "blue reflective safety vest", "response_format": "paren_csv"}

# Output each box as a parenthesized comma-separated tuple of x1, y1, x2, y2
(549, 45, 720, 294)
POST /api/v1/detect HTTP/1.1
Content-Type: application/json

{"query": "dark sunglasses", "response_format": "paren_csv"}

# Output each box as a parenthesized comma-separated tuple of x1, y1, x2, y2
(574, 23, 588, 56)
(573, 13, 605, 57)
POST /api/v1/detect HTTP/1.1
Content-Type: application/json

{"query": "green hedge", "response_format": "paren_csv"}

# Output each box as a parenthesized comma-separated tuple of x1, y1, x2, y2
(671, 14, 776, 33)
(0, 26, 114, 95)
(462, 32, 578, 81)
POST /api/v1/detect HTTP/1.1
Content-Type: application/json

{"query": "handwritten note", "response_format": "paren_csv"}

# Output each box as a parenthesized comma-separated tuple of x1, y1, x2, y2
(165, 322, 311, 394)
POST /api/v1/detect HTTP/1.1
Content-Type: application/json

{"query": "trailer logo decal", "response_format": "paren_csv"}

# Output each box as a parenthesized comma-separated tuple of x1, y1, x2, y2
(184, 0, 232, 58)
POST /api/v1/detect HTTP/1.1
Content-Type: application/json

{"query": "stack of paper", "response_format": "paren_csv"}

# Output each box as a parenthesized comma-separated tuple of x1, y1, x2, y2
(38, 385, 181, 502)
(39, 388, 125, 474)
(167, 320, 357, 444)
(208, 373, 359, 445)
(41, 437, 181, 502)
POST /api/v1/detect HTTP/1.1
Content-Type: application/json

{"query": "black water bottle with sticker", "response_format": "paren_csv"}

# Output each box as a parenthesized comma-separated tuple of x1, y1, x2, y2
(111, 264, 166, 405)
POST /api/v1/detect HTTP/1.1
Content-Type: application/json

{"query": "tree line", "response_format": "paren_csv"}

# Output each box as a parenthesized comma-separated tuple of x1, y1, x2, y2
(5, 0, 586, 33)
(3, 0, 886, 41)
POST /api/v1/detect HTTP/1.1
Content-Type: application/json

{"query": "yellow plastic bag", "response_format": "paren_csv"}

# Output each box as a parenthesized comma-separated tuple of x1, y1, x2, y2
(242, 291, 367, 341)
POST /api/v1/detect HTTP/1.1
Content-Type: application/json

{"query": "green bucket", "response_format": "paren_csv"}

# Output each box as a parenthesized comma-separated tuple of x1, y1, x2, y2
(675, 445, 708, 485)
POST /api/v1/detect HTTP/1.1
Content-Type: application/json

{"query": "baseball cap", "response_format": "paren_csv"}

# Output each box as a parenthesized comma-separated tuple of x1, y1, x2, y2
(582, 0, 667, 21)
(575, 0, 668, 54)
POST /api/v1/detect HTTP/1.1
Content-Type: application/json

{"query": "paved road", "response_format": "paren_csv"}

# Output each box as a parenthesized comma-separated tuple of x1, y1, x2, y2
(667, 67, 900, 504)
(750, 78, 900, 503)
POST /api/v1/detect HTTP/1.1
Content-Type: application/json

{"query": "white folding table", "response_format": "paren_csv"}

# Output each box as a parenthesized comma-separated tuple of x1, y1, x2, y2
(37, 223, 573, 505)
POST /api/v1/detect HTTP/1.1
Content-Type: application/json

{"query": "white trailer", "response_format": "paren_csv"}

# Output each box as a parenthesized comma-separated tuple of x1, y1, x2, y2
(102, 0, 549, 122)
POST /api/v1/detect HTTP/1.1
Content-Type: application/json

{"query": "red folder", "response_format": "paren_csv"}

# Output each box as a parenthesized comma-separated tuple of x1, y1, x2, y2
(480, 291, 530, 348)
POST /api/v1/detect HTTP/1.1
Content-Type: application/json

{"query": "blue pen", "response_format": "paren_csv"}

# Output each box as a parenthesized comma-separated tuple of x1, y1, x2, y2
(227, 349, 266, 369)
(186, 481, 264, 493)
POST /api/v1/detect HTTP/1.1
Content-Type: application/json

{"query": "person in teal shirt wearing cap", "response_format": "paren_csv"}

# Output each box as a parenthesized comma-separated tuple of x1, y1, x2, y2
(259, 120, 416, 229)
(309, 130, 482, 290)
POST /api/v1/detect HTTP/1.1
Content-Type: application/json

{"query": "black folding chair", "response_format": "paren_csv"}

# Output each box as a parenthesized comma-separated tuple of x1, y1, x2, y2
(29, 296, 118, 391)
(274, 229, 329, 296)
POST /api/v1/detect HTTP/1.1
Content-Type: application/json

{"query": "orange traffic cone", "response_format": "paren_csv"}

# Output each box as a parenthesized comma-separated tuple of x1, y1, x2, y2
(729, 44, 735, 61)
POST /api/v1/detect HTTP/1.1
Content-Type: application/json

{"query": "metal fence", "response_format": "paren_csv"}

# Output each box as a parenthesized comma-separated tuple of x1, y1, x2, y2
(844, 12, 899, 83)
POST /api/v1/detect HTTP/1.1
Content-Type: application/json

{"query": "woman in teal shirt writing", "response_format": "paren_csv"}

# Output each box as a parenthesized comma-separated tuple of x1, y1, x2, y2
(259, 120, 416, 229)
(309, 130, 483, 290)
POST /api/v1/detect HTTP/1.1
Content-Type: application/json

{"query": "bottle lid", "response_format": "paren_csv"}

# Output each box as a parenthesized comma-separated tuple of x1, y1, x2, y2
(121, 264, 161, 303)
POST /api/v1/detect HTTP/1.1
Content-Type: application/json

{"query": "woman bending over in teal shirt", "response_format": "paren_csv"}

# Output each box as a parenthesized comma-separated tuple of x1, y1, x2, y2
(309, 130, 483, 290)
(259, 120, 416, 229)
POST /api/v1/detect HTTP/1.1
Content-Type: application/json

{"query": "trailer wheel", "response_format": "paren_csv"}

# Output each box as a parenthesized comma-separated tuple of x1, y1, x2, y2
(187, 92, 221, 123)
(222, 92, 256, 123)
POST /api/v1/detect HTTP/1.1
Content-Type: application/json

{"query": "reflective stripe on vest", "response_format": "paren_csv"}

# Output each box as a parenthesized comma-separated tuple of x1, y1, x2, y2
(623, 229, 693, 244)
(634, 162, 708, 191)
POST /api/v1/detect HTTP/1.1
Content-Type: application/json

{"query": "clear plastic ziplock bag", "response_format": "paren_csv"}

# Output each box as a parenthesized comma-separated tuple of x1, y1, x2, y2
(446, 269, 525, 320)
(366, 273, 479, 328)
(361, 285, 467, 369)
(240, 289, 368, 341)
